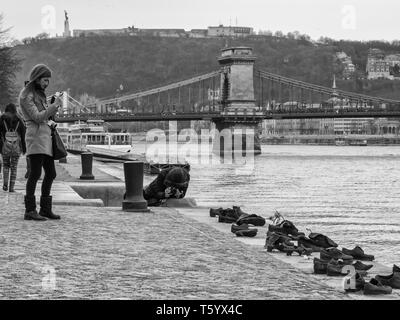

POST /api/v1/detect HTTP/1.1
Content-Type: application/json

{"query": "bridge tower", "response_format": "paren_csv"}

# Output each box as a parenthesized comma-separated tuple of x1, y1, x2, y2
(213, 46, 261, 155)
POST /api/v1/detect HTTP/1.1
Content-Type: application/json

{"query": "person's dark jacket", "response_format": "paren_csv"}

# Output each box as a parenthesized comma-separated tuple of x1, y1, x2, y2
(0, 112, 27, 155)
(144, 167, 190, 200)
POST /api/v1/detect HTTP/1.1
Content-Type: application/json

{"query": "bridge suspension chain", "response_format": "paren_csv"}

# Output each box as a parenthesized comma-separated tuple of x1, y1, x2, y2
(91, 70, 221, 108)
(257, 69, 400, 105)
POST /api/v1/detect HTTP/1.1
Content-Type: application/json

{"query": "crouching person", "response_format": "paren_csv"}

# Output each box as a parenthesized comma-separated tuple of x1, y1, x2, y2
(143, 166, 190, 206)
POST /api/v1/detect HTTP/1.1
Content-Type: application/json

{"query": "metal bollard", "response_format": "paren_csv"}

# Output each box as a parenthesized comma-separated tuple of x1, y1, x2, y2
(122, 161, 149, 212)
(80, 152, 95, 180)
(59, 157, 67, 163)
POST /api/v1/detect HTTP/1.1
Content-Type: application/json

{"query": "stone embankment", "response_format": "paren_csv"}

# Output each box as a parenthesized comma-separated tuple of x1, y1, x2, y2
(1, 154, 395, 299)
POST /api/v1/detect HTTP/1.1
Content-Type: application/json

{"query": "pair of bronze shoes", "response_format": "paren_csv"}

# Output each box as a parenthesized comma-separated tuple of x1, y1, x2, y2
(313, 257, 373, 276)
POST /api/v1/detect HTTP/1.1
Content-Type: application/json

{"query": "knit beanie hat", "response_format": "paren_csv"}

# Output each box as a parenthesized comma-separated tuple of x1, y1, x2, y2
(164, 167, 189, 188)
(28, 64, 52, 84)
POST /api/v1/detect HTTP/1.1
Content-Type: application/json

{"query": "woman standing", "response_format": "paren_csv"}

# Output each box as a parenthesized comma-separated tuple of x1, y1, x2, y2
(19, 64, 62, 221)
(0, 103, 26, 192)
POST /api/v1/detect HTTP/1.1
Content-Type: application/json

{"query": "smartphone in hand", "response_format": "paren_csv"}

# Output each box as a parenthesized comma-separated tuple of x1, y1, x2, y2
(50, 92, 64, 104)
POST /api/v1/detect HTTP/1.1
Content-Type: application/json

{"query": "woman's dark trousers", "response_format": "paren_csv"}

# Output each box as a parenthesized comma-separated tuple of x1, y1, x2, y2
(24, 154, 60, 220)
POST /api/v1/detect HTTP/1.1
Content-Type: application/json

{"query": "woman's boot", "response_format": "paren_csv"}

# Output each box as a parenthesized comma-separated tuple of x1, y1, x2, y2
(24, 195, 47, 221)
(39, 196, 61, 219)
(9, 179, 15, 193)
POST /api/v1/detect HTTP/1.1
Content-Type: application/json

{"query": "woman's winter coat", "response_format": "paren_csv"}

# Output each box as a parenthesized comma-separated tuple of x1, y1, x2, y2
(18, 86, 58, 157)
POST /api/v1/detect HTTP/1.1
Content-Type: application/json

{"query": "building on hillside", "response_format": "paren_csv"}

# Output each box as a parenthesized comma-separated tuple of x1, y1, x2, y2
(335, 51, 355, 79)
(386, 54, 400, 67)
(207, 25, 254, 37)
(366, 48, 394, 80)
(367, 60, 392, 80)
(386, 54, 400, 78)
(71, 23, 255, 39)
(137, 29, 187, 37)
(73, 28, 133, 37)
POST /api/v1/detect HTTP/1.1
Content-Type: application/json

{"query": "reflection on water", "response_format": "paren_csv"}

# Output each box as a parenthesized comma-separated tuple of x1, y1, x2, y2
(180, 144, 400, 267)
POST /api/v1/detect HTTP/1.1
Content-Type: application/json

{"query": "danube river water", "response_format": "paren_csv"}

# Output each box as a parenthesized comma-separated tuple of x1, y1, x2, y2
(179, 144, 400, 267)
(117, 142, 400, 267)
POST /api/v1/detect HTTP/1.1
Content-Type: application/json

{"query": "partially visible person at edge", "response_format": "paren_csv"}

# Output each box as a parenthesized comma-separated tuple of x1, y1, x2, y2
(19, 64, 62, 221)
(0, 103, 27, 192)
(22, 80, 31, 179)
(0, 110, 2, 177)
(143, 166, 190, 206)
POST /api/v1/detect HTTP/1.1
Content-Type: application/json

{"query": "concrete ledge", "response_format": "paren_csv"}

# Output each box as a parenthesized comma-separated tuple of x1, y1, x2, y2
(70, 183, 125, 207)
(161, 198, 198, 208)
(53, 199, 104, 207)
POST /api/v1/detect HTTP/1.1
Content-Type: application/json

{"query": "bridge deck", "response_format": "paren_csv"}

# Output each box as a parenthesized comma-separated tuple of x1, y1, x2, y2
(55, 110, 400, 123)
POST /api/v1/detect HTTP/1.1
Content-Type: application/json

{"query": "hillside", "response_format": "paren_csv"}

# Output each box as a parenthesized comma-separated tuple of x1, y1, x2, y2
(12, 35, 400, 102)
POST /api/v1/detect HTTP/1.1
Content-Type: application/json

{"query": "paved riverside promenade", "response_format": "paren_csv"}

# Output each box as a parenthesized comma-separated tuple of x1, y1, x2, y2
(0, 155, 393, 300)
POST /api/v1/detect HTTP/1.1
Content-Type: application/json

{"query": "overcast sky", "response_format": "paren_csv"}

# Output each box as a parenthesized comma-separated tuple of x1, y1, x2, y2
(1, 0, 399, 41)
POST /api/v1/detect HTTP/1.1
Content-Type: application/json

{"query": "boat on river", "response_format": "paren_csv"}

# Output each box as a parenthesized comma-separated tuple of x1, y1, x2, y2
(335, 137, 368, 146)
(348, 139, 368, 146)
(58, 120, 136, 162)
(335, 138, 346, 146)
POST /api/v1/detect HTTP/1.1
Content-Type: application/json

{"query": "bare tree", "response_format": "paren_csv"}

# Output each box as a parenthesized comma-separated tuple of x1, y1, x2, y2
(0, 13, 21, 109)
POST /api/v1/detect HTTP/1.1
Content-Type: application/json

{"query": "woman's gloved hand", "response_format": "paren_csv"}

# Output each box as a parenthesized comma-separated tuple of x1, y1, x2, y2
(164, 187, 173, 198)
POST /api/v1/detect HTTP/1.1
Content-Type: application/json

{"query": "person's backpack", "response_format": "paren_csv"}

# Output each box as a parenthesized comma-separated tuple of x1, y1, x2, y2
(2, 121, 21, 156)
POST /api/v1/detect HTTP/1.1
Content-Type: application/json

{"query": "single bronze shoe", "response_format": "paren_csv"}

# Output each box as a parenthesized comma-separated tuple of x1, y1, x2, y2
(353, 261, 373, 272)
(364, 278, 392, 295)
(298, 236, 324, 252)
(210, 207, 223, 217)
(313, 258, 329, 274)
(375, 272, 400, 289)
(342, 246, 374, 261)
(327, 259, 349, 276)
(345, 272, 365, 293)
(231, 223, 254, 233)
(234, 228, 258, 237)
(320, 248, 353, 264)
(326, 259, 368, 277)
(237, 213, 265, 226)
(308, 232, 338, 249)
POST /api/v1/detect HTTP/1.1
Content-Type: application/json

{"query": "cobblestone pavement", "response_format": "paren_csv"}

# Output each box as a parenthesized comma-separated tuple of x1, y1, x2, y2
(0, 190, 351, 300)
